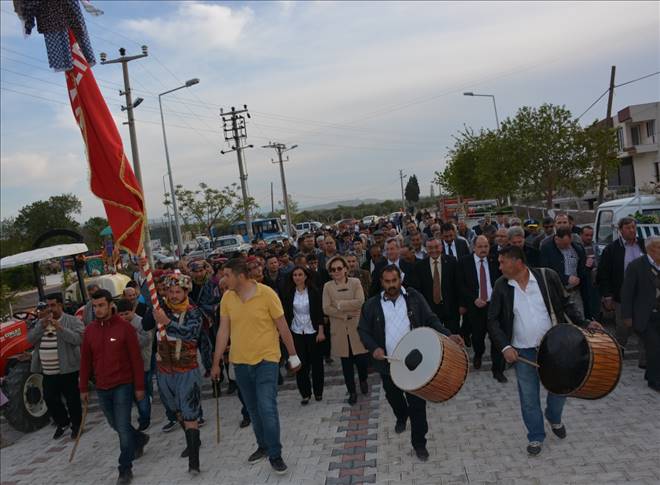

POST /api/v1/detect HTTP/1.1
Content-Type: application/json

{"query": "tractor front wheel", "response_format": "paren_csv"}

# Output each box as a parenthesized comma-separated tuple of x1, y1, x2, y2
(1, 361, 50, 432)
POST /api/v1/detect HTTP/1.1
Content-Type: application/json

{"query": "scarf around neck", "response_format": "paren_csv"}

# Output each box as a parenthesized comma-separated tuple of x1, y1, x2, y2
(166, 297, 190, 314)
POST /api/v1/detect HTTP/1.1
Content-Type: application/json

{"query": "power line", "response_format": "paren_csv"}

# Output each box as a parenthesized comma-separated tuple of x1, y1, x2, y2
(615, 70, 660, 88)
(576, 88, 610, 121)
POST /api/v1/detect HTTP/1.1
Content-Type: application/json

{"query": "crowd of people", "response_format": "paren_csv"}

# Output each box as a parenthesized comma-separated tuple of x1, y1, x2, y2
(26, 209, 659, 484)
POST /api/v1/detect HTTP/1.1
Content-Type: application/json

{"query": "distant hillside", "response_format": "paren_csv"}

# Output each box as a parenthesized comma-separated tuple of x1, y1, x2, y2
(302, 199, 383, 211)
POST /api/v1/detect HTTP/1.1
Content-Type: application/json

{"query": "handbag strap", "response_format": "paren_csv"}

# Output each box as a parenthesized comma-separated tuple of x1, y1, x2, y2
(540, 268, 559, 327)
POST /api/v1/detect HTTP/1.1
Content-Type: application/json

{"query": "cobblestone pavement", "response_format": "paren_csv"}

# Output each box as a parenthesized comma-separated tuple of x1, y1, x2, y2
(1, 360, 658, 485)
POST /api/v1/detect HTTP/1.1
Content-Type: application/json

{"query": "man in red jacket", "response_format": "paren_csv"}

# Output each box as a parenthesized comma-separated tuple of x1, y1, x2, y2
(80, 289, 149, 485)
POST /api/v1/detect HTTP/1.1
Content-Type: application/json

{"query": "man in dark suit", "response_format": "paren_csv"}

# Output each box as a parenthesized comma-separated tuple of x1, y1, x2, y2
(458, 235, 506, 382)
(621, 237, 660, 392)
(487, 245, 602, 456)
(440, 222, 470, 259)
(539, 227, 590, 319)
(369, 238, 418, 296)
(415, 238, 460, 334)
(597, 217, 646, 367)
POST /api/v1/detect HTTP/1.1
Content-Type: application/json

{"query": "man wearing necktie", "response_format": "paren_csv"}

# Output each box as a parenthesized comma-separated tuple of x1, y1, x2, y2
(414, 238, 460, 334)
(440, 223, 470, 260)
(458, 236, 507, 382)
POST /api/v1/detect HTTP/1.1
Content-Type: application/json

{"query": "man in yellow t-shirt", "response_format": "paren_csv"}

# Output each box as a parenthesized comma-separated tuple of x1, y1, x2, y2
(211, 258, 300, 475)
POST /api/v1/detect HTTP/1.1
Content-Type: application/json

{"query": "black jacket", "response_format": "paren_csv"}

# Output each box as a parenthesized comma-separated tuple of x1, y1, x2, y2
(597, 238, 646, 302)
(457, 254, 501, 308)
(487, 267, 589, 352)
(414, 255, 460, 324)
(369, 259, 419, 297)
(443, 238, 470, 259)
(358, 287, 451, 375)
(539, 239, 589, 318)
(621, 255, 657, 333)
(281, 285, 325, 332)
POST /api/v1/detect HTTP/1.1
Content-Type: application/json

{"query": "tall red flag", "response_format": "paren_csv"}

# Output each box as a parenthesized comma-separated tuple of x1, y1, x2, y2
(65, 31, 145, 255)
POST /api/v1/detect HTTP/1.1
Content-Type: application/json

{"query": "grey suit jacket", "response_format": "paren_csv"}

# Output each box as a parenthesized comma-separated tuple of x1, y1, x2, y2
(621, 255, 658, 333)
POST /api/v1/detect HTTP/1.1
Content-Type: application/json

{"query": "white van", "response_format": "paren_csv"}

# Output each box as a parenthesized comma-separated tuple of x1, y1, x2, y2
(594, 194, 660, 253)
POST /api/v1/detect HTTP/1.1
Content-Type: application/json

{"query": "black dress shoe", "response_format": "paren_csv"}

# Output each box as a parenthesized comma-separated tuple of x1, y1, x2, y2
(347, 393, 357, 405)
(314, 395, 323, 401)
(301, 397, 310, 406)
(70, 427, 80, 439)
(527, 441, 542, 456)
(116, 469, 133, 485)
(464, 335, 472, 348)
(394, 418, 406, 434)
(239, 417, 251, 428)
(493, 372, 508, 383)
(359, 380, 369, 395)
(473, 355, 482, 370)
(550, 424, 567, 439)
(53, 426, 67, 439)
(414, 446, 429, 461)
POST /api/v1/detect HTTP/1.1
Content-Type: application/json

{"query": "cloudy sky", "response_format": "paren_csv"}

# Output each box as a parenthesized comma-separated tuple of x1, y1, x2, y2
(1, 1, 658, 222)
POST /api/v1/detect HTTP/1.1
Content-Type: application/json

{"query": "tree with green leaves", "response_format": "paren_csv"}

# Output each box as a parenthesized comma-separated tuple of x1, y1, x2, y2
(405, 174, 420, 205)
(82, 216, 109, 251)
(173, 182, 253, 239)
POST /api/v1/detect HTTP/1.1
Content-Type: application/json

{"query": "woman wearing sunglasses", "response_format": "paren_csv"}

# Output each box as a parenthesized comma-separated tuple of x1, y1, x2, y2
(322, 255, 368, 405)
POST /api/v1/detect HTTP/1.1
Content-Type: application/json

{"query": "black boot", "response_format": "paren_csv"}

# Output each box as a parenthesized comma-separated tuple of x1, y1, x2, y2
(180, 422, 189, 457)
(185, 428, 201, 475)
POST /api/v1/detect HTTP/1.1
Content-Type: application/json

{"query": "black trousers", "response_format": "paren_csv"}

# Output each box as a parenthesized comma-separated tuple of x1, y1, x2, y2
(643, 314, 660, 389)
(381, 373, 427, 448)
(43, 371, 82, 430)
(293, 332, 325, 398)
(430, 302, 459, 335)
(468, 305, 505, 375)
(340, 341, 369, 394)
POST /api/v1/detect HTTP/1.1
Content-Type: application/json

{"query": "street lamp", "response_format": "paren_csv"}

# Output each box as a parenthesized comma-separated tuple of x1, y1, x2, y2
(464, 92, 500, 129)
(159, 78, 200, 258)
(162, 174, 175, 253)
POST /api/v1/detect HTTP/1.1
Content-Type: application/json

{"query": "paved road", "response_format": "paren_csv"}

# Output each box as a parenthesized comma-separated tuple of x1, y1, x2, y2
(1, 358, 658, 485)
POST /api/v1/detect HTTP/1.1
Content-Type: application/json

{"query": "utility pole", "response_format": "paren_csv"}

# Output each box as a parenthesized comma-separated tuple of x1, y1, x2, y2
(100, 46, 154, 267)
(399, 169, 407, 210)
(270, 182, 275, 215)
(598, 65, 616, 204)
(221, 106, 254, 240)
(263, 142, 298, 238)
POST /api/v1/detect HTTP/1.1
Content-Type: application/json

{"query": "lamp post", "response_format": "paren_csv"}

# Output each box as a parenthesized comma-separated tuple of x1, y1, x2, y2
(463, 92, 500, 129)
(159, 78, 200, 258)
(162, 174, 175, 253)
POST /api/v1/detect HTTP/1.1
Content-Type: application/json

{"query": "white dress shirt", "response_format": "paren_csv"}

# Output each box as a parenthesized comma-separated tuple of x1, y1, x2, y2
(473, 253, 493, 301)
(291, 288, 315, 335)
(508, 270, 553, 349)
(443, 240, 457, 257)
(380, 289, 411, 356)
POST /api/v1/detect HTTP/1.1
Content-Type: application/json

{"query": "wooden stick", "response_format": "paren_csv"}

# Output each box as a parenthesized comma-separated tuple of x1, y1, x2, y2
(383, 355, 401, 362)
(517, 356, 540, 368)
(69, 398, 89, 463)
(215, 381, 221, 444)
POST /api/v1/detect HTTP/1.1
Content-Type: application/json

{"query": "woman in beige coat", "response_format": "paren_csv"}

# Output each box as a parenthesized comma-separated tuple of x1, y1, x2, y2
(323, 255, 368, 405)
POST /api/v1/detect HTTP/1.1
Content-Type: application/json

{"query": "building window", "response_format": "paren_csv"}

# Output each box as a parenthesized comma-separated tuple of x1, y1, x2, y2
(631, 125, 641, 145)
(647, 120, 656, 143)
(616, 127, 624, 151)
(656, 162, 660, 183)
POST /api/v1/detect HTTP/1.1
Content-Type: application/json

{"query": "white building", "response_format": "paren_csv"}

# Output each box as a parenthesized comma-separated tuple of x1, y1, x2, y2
(609, 102, 659, 192)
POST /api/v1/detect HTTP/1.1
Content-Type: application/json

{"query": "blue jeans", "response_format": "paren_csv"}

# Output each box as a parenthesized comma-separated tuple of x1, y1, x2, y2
(514, 348, 566, 443)
(135, 368, 152, 428)
(234, 360, 281, 459)
(97, 383, 141, 472)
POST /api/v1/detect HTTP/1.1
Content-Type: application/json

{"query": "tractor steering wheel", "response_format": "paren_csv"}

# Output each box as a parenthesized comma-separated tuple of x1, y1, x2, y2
(13, 311, 37, 322)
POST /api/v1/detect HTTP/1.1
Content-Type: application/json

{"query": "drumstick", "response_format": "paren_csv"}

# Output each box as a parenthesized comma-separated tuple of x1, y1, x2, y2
(517, 356, 540, 368)
(214, 379, 221, 444)
(383, 355, 401, 362)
